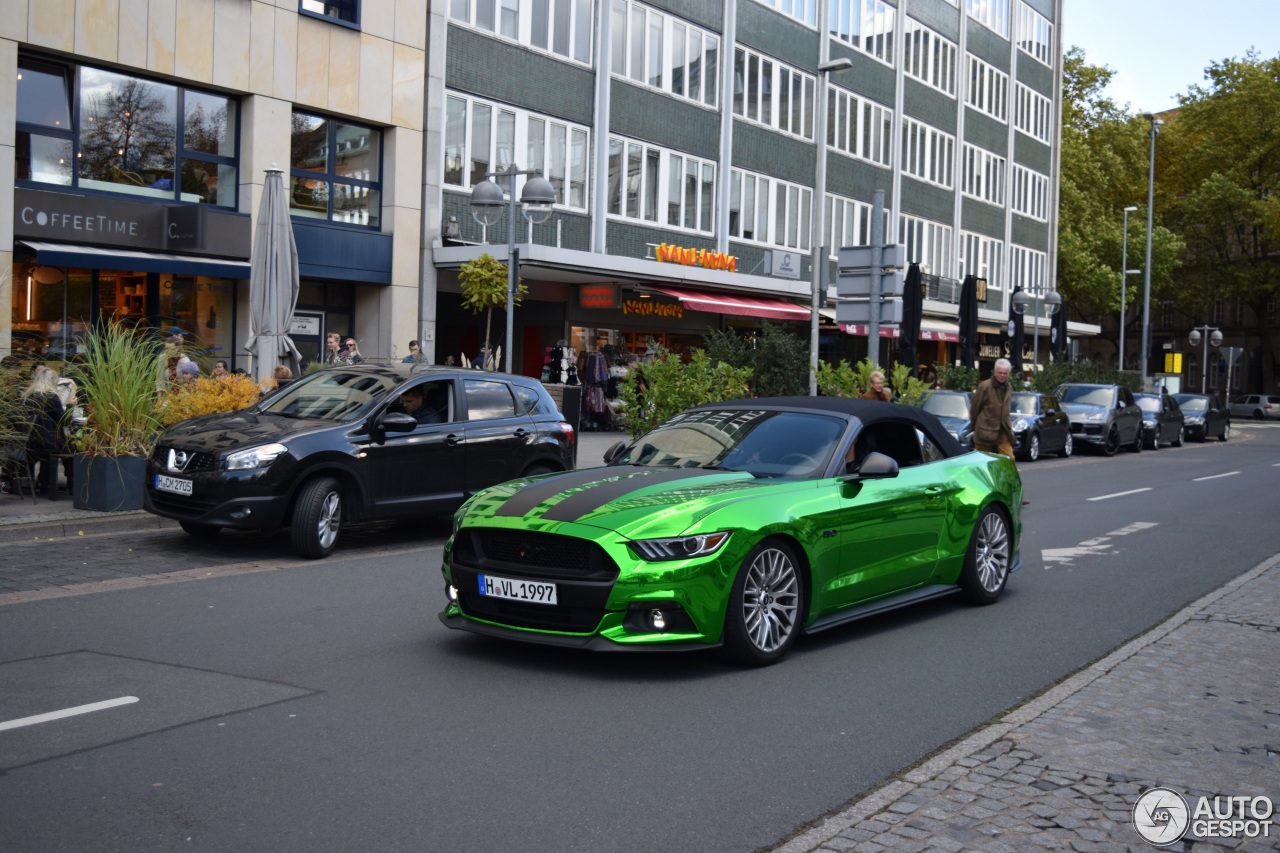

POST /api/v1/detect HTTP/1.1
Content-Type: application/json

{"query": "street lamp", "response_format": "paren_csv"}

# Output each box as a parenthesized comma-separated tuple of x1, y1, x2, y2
(809, 54, 853, 395)
(1011, 286, 1063, 373)
(470, 163, 556, 374)
(1189, 325, 1222, 394)
(1120, 205, 1139, 371)
(1140, 113, 1164, 390)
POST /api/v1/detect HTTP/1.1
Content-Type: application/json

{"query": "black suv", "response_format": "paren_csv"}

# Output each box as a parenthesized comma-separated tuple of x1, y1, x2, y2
(145, 365, 576, 558)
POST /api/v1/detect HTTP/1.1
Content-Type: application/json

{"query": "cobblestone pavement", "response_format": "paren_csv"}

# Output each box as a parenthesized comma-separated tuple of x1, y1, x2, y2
(775, 554, 1280, 853)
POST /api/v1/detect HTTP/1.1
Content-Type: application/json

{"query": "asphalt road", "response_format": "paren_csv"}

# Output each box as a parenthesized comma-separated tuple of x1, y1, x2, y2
(1, 426, 1278, 852)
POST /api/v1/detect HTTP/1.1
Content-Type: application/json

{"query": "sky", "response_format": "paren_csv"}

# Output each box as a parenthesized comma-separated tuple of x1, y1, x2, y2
(1060, 0, 1278, 113)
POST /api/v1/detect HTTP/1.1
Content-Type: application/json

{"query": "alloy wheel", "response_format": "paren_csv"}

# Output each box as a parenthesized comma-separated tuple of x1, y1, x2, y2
(317, 490, 341, 550)
(973, 511, 1010, 594)
(740, 547, 800, 654)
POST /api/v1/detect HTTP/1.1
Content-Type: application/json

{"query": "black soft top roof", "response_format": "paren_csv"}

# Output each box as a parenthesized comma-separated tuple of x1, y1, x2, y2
(689, 396, 967, 458)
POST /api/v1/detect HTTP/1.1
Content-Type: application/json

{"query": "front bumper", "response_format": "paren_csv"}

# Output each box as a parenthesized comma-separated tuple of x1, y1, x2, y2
(1068, 421, 1109, 444)
(143, 460, 292, 530)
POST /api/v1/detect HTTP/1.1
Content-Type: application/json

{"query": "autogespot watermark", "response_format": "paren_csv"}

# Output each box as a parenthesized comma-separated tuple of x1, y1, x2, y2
(1133, 787, 1274, 846)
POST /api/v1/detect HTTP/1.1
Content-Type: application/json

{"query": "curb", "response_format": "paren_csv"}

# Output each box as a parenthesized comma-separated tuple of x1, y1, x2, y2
(0, 512, 179, 544)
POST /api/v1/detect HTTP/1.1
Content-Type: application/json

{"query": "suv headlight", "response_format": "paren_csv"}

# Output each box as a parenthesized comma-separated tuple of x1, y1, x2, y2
(630, 532, 731, 562)
(1086, 411, 1106, 421)
(226, 443, 288, 470)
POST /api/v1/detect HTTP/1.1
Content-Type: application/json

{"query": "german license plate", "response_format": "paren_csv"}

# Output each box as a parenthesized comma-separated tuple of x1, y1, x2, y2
(154, 474, 193, 496)
(477, 573, 557, 605)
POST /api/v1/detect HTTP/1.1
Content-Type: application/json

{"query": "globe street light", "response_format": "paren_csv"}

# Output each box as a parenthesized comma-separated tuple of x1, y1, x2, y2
(1140, 113, 1164, 390)
(809, 53, 853, 395)
(1120, 205, 1139, 371)
(470, 164, 556, 374)
(1011, 286, 1063, 374)
(1189, 325, 1222, 394)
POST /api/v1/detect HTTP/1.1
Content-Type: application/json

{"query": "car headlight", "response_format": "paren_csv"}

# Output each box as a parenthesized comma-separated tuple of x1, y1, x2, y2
(225, 443, 288, 470)
(1086, 411, 1106, 422)
(630, 531, 731, 562)
(1185, 415, 1204, 425)
(1011, 417, 1030, 432)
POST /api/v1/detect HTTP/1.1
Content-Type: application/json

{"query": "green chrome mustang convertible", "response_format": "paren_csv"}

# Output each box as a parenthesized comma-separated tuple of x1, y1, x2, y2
(438, 397, 1023, 665)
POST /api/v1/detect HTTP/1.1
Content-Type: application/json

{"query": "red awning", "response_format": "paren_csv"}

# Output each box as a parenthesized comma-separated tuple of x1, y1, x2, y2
(650, 286, 810, 321)
(839, 323, 961, 342)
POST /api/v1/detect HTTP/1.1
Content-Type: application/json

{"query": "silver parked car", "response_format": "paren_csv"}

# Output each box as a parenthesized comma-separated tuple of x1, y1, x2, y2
(1228, 394, 1280, 421)
(1055, 383, 1144, 457)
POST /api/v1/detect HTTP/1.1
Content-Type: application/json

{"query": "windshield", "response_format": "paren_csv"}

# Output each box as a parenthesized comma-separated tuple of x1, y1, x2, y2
(1059, 385, 1114, 407)
(1010, 393, 1038, 415)
(1173, 395, 1207, 412)
(1135, 395, 1161, 414)
(614, 409, 845, 478)
(258, 369, 400, 422)
(920, 393, 969, 419)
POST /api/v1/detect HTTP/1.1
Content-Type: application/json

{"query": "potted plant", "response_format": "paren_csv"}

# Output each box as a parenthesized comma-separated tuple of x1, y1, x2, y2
(65, 322, 168, 511)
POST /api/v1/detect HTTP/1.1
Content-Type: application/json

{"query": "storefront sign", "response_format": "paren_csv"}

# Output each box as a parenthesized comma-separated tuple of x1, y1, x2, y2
(579, 283, 620, 309)
(976, 277, 988, 303)
(290, 315, 321, 336)
(622, 299, 683, 319)
(764, 250, 801, 279)
(654, 243, 737, 272)
(979, 344, 1002, 358)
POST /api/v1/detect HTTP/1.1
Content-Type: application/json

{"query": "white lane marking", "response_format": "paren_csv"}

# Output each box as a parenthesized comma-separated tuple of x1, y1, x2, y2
(0, 696, 139, 732)
(1041, 522, 1159, 567)
(1107, 522, 1159, 536)
(1193, 471, 1240, 482)
(1087, 487, 1152, 502)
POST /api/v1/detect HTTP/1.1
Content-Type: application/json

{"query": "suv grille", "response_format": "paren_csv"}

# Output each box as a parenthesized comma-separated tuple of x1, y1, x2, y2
(152, 446, 219, 473)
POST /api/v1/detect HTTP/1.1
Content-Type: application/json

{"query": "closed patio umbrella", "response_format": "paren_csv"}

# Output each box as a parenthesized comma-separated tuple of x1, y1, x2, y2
(899, 262, 923, 376)
(244, 166, 302, 382)
(957, 274, 979, 369)
(1006, 285, 1025, 376)
(1051, 296, 1069, 361)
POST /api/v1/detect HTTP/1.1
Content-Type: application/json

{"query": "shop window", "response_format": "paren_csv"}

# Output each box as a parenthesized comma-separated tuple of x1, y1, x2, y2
(10, 264, 92, 359)
(159, 276, 237, 367)
(290, 112, 382, 228)
(301, 0, 359, 26)
(15, 54, 238, 207)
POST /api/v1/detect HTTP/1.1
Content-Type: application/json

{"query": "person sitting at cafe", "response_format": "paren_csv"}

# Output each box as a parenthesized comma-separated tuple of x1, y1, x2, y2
(21, 365, 67, 494)
(399, 386, 443, 425)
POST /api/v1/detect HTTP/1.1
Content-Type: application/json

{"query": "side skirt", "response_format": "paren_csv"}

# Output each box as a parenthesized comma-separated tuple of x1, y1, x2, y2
(803, 584, 961, 636)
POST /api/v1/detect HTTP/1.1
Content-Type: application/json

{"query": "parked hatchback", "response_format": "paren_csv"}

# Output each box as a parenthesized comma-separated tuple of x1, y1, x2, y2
(1135, 392, 1185, 449)
(1009, 392, 1072, 461)
(145, 365, 576, 558)
(1055, 383, 1144, 456)
(1172, 393, 1230, 442)
(916, 390, 973, 446)
(1228, 394, 1280, 420)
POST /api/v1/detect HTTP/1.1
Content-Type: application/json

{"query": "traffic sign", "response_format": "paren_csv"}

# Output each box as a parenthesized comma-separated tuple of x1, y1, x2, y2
(835, 299, 903, 325)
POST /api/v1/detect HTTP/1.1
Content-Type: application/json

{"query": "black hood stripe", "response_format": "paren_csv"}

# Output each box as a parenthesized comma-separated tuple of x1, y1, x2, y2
(540, 468, 713, 522)
(495, 467, 643, 517)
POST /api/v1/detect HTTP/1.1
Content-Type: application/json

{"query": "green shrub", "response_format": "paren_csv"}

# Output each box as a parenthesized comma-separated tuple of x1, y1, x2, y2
(615, 345, 752, 439)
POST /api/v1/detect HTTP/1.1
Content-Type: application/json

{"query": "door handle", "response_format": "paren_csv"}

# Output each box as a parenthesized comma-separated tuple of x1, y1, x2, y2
(513, 428, 530, 438)
(444, 433, 461, 446)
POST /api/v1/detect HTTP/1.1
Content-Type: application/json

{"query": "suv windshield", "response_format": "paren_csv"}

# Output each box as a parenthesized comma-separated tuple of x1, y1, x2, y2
(259, 369, 400, 421)
(1059, 385, 1114, 407)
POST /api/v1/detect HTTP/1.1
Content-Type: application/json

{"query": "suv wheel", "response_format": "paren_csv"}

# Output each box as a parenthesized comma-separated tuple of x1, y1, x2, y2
(1130, 426, 1143, 453)
(1220, 423, 1230, 442)
(1103, 426, 1119, 457)
(1060, 432, 1073, 458)
(292, 476, 343, 559)
(1172, 426, 1184, 447)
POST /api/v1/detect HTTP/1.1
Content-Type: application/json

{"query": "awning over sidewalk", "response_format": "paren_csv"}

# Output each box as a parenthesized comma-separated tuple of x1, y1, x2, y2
(840, 319, 961, 341)
(649, 286, 810, 321)
(19, 240, 251, 279)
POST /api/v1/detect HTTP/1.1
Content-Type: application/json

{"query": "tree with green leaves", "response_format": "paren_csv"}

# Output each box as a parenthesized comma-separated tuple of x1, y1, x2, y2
(703, 322, 809, 398)
(457, 253, 526, 369)
(615, 346, 752, 439)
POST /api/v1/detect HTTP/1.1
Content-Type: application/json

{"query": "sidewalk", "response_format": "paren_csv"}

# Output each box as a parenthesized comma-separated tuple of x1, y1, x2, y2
(776, 552, 1280, 853)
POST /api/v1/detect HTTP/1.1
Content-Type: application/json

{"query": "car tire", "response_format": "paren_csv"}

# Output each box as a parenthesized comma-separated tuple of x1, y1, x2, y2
(1172, 426, 1184, 447)
(179, 520, 221, 538)
(1025, 433, 1040, 462)
(1060, 432, 1073, 458)
(722, 539, 804, 667)
(521, 464, 556, 478)
(291, 476, 342, 559)
(1255, 410, 1266, 421)
(1147, 430, 1160, 450)
(1103, 426, 1119, 457)
(959, 505, 1010, 605)
(1220, 423, 1230, 442)
(1130, 427, 1143, 453)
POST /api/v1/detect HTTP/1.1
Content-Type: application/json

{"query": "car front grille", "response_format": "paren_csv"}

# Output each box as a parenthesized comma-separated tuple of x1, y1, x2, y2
(1070, 423, 1102, 437)
(151, 446, 220, 473)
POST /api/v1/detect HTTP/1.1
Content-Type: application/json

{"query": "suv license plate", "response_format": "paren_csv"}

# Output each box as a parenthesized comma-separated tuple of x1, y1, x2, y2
(477, 573, 557, 605)
(155, 474, 193, 496)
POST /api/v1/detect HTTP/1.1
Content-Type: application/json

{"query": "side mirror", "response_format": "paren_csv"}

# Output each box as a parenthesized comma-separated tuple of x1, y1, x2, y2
(603, 440, 627, 465)
(845, 451, 899, 480)
(378, 412, 418, 434)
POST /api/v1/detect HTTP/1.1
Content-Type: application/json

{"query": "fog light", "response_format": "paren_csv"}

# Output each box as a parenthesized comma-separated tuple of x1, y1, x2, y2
(446, 585, 458, 602)
(229, 506, 251, 519)
(650, 609, 667, 631)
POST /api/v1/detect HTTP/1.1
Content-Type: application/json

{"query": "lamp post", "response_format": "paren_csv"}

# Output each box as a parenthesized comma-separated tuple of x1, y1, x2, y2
(1120, 205, 1139, 371)
(1189, 325, 1222, 394)
(1140, 113, 1163, 391)
(1011, 285, 1062, 374)
(809, 54, 853, 395)
(470, 164, 556, 374)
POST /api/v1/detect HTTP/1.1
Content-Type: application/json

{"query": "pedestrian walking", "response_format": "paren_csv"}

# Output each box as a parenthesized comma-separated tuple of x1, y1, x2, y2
(969, 357, 1016, 460)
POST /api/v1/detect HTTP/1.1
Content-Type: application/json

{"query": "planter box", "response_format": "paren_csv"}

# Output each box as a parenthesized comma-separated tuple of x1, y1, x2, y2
(72, 453, 147, 512)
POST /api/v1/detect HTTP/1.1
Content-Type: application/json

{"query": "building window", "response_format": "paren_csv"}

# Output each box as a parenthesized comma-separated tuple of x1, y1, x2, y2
(827, 87, 893, 168)
(900, 214, 953, 279)
(607, 136, 714, 233)
(609, 0, 716, 104)
(16, 55, 238, 207)
(1014, 83, 1053, 144)
(751, 0, 817, 26)
(961, 230, 1003, 288)
(444, 94, 589, 210)
(1009, 244, 1047, 294)
(966, 0, 1009, 38)
(1160, 300, 1175, 329)
(452, 0, 593, 65)
(966, 55, 1008, 122)
(301, 0, 359, 26)
(1235, 299, 1246, 325)
(729, 169, 811, 250)
(903, 19, 957, 96)
(829, 0, 896, 66)
(1212, 298, 1225, 324)
(1015, 2, 1053, 68)
(1011, 163, 1048, 220)
(961, 143, 1005, 205)
(901, 117, 954, 189)
(290, 111, 381, 227)
(733, 47, 815, 139)
(825, 195, 876, 258)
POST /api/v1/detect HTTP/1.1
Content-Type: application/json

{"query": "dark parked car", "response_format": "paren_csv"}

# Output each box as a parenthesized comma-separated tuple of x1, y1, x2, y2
(1228, 394, 1280, 421)
(1172, 393, 1230, 442)
(1009, 392, 1072, 461)
(916, 390, 972, 446)
(145, 365, 576, 558)
(1055, 383, 1144, 456)
(1135, 392, 1185, 449)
